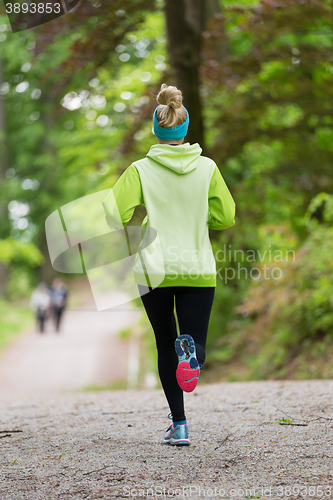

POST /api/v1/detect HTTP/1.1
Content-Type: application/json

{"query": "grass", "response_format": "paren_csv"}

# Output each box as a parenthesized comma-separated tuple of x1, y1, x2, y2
(279, 417, 294, 424)
(0, 298, 33, 354)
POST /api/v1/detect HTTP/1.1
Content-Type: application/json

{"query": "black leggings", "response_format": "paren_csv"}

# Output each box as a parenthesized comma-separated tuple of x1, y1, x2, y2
(138, 285, 215, 422)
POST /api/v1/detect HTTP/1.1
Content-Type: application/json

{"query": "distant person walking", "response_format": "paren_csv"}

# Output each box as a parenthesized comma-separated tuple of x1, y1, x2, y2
(50, 278, 68, 333)
(103, 84, 236, 446)
(30, 282, 52, 333)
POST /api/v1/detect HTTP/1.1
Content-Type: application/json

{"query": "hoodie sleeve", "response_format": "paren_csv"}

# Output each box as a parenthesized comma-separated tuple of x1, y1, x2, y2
(208, 166, 236, 230)
(102, 164, 144, 230)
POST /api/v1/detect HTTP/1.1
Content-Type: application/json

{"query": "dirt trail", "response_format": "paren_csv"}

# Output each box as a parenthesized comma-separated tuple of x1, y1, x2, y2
(0, 380, 332, 499)
(0, 288, 140, 399)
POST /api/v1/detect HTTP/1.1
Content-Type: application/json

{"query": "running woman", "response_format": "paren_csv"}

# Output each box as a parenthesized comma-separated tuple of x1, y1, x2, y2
(103, 84, 235, 446)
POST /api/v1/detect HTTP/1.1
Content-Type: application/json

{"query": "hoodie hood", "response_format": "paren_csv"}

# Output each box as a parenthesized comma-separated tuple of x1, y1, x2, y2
(146, 142, 202, 174)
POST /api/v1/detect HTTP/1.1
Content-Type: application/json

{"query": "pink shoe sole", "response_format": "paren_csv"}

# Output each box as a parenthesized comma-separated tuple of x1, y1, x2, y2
(176, 361, 200, 393)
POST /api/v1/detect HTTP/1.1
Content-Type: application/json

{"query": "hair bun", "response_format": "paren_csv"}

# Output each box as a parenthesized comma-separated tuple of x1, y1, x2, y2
(155, 83, 187, 128)
(157, 83, 183, 110)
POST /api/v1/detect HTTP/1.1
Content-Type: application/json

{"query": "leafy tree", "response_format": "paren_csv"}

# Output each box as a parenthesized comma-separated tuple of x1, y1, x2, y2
(201, 0, 333, 199)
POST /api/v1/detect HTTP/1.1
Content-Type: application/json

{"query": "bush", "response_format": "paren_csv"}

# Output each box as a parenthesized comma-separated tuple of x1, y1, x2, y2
(0, 238, 44, 301)
(205, 193, 333, 381)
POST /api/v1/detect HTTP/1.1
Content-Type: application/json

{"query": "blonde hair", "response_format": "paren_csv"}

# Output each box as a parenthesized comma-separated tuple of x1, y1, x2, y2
(156, 84, 187, 128)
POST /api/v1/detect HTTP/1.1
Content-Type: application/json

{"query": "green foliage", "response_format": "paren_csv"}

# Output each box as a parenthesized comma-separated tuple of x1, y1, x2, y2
(206, 194, 333, 381)
(279, 418, 294, 423)
(202, 0, 333, 220)
(7, 267, 32, 301)
(306, 192, 333, 226)
(0, 237, 43, 300)
(0, 237, 43, 266)
(0, 298, 32, 353)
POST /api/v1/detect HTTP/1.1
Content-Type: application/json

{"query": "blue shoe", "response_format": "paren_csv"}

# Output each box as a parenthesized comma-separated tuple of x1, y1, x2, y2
(175, 334, 200, 393)
(163, 423, 190, 446)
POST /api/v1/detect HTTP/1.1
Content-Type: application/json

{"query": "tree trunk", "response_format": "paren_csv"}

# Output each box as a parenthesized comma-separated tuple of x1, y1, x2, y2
(164, 0, 204, 147)
(37, 93, 62, 283)
(164, 0, 229, 151)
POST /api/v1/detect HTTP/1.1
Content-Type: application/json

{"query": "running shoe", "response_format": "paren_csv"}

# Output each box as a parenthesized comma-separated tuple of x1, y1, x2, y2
(175, 334, 200, 393)
(163, 423, 190, 446)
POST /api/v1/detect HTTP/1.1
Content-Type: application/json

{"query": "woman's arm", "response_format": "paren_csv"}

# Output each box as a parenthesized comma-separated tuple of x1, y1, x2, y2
(208, 166, 236, 230)
(102, 164, 144, 230)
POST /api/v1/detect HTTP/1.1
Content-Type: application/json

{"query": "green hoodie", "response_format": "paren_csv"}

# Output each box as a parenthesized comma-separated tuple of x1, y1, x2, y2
(102, 142, 235, 288)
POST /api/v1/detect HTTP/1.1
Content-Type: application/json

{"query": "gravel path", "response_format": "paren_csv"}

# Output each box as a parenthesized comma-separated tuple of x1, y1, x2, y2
(1, 380, 333, 499)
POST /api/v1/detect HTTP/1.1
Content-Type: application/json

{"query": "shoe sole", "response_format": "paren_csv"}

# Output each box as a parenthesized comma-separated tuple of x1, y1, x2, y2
(175, 334, 200, 393)
(163, 439, 190, 446)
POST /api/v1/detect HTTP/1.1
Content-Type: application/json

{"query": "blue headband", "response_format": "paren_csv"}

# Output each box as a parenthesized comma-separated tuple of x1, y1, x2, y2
(153, 105, 189, 140)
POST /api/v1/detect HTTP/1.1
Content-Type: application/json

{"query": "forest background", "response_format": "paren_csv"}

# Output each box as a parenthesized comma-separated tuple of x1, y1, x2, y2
(0, 0, 333, 386)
